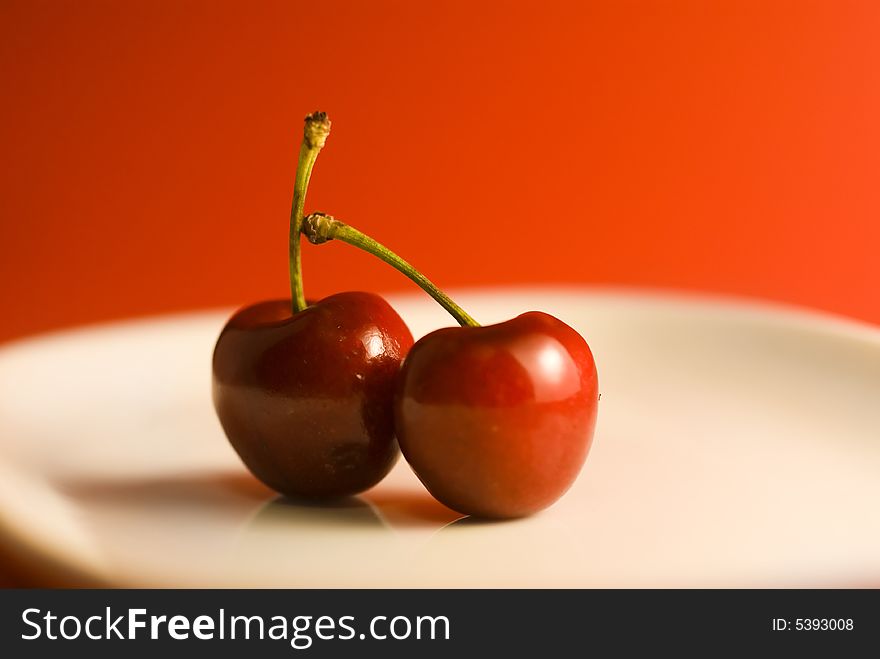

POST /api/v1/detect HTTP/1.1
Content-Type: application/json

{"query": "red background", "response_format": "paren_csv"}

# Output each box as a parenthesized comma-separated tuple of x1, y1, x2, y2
(2, 1, 879, 344)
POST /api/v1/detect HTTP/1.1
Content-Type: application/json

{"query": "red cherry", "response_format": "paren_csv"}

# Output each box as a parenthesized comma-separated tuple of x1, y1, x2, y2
(395, 311, 598, 519)
(212, 291, 413, 498)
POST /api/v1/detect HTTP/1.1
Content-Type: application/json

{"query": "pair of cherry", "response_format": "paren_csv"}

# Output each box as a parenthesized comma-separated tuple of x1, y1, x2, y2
(212, 113, 599, 519)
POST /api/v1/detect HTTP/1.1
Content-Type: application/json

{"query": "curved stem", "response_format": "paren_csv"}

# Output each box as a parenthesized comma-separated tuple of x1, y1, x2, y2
(289, 112, 331, 313)
(302, 213, 479, 327)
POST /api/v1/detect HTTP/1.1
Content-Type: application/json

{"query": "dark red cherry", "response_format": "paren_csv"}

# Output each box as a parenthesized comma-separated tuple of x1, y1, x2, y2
(212, 291, 413, 498)
(395, 311, 598, 519)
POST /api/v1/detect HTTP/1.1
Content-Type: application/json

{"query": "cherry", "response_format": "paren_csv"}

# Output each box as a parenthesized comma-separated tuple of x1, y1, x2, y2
(395, 313, 597, 518)
(301, 213, 600, 518)
(213, 292, 412, 498)
(212, 113, 413, 498)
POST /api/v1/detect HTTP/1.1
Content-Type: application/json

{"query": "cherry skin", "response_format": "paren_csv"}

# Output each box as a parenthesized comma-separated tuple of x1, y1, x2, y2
(212, 291, 413, 498)
(395, 311, 598, 519)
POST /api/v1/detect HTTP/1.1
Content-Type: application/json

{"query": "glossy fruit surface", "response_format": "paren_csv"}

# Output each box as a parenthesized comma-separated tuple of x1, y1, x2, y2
(395, 311, 598, 518)
(213, 291, 413, 498)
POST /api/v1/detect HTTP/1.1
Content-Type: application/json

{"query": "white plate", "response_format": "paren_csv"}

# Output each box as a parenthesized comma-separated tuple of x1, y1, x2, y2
(1, 288, 879, 587)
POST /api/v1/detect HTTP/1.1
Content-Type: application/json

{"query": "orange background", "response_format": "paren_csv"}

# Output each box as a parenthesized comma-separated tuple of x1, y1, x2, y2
(1, 0, 879, 344)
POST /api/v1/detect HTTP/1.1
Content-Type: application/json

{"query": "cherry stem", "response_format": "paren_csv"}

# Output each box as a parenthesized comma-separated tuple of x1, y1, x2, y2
(289, 112, 331, 314)
(302, 213, 480, 328)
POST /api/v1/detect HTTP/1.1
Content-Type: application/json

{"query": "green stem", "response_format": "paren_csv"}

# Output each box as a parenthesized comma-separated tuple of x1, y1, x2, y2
(289, 112, 331, 313)
(302, 213, 480, 327)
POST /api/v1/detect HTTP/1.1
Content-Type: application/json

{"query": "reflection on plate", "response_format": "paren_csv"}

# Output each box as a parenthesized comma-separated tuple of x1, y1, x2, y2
(0, 288, 879, 587)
